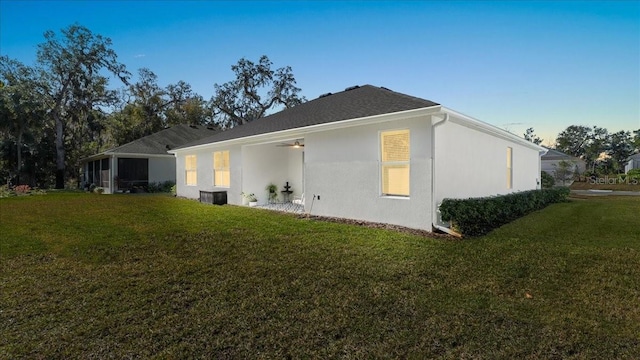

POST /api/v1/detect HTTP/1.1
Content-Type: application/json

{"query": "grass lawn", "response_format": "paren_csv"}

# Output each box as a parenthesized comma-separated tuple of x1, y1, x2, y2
(570, 180, 640, 192)
(1, 193, 639, 358)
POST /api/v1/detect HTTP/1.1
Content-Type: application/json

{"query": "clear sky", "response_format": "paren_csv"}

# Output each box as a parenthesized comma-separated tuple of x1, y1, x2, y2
(1, 0, 638, 144)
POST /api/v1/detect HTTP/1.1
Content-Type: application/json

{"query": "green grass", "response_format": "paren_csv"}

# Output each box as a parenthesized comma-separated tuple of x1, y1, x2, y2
(1, 193, 639, 358)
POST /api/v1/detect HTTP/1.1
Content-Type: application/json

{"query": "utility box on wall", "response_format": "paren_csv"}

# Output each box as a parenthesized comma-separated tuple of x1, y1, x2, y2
(199, 191, 227, 205)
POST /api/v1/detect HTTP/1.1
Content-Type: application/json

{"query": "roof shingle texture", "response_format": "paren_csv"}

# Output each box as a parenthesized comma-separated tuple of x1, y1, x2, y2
(178, 85, 439, 149)
(541, 148, 581, 160)
(107, 124, 218, 155)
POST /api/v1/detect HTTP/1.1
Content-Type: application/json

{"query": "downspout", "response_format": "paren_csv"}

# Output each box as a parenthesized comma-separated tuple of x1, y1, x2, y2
(431, 112, 462, 237)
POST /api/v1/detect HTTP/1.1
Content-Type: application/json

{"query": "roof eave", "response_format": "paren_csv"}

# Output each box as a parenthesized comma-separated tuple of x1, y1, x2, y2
(80, 151, 174, 162)
(169, 105, 443, 153)
(441, 107, 547, 153)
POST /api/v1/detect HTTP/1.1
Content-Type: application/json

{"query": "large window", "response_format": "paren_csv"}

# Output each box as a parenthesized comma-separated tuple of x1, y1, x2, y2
(380, 129, 410, 196)
(185, 155, 197, 186)
(506, 147, 513, 189)
(213, 151, 230, 187)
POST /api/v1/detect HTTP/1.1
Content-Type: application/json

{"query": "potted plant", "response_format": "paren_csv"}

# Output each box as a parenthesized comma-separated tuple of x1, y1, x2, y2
(265, 183, 278, 203)
(241, 192, 258, 207)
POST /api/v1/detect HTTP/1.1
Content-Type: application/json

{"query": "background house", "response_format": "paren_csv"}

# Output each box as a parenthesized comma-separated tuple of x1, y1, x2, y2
(81, 124, 217, 193)
(541, 148, 586, 185)
(170, 85, 545, 233)
(625, 153, 640, 174)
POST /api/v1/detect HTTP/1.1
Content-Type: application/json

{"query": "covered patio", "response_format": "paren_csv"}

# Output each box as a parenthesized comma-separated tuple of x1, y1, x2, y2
(240, 138, 305, 206)
(256, 202, 305, 214)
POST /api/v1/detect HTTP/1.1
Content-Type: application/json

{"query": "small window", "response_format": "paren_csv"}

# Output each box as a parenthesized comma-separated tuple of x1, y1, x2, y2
(213, 151, 230, 187)
(185, 155, 197, 186)
(507, 147, 513, 189)
(380, 129, 410, 196)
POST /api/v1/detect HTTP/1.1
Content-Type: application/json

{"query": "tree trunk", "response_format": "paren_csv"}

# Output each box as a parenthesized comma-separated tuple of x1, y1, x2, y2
(16, 128, 23, 186)
(55, 113, 65, 189)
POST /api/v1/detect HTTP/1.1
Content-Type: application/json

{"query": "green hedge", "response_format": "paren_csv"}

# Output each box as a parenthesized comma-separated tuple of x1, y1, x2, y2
(439, 187, 570, 237)
(146, 181, 175, 193)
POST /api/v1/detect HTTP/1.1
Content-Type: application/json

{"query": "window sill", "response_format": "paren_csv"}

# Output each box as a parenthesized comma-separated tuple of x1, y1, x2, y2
(381, 195, 410, 200)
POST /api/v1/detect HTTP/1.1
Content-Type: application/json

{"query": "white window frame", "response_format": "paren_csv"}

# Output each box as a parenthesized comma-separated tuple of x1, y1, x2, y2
(185, 155, 197, 186)
(213, 150, 230, 188)
(380, 129, 410, 197)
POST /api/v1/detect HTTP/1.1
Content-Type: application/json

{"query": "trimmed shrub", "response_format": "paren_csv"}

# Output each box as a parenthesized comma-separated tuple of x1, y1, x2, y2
(146, 181, 175, 193)
(0, 185, 14, 198)
(541, 171, 555, 189)
(1, 185, 47, 197)
(440, 187, 570, 237)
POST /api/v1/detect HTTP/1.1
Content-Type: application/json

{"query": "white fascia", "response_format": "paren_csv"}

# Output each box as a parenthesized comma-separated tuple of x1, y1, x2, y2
(80, 152, 174, 162)
(108, 153, 175, 158)
(441, 107, 547, 154)
(168, 105, 443, 154)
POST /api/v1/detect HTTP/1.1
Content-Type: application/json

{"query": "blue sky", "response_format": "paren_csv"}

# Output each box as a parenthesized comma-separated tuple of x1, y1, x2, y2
(1, 0, 638, 144)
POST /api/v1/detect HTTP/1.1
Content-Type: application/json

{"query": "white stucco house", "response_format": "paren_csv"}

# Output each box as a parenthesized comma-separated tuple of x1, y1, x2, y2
(170, 85, 546, 233)
(625, 153, 640, 173)
(81, 124, 217, 193)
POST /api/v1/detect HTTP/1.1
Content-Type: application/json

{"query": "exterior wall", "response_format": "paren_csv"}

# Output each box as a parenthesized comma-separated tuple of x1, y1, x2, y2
(433, 116, 541, 216)
(175, 145, 243, 203)
(242, 144, 303, 205)
(149, 157, 176, 184)
(625, 155, 640, 173)
(304, 115, 433, 230)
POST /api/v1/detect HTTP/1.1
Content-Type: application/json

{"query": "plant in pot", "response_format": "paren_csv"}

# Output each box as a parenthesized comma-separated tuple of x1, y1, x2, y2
(241, 192, 258, 207)
(265, 183, 278, 203)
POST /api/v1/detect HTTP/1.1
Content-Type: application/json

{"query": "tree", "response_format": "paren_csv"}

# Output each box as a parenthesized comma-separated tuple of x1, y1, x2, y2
(555, 125, 591, 158)
(555, 125, 609, 173)
(106, 68, 212, 146)
(210, 55, 305, 128)
(523, 127, 542, 145)
(608, 130, 634, 173)
(164, 81, 211, 127)
(541, 171, 555, 189)
(0, 56, 46, 185)
(552, 160, 577, 186)
(633, 129, 640, 153)
(36, 24, 129, 188)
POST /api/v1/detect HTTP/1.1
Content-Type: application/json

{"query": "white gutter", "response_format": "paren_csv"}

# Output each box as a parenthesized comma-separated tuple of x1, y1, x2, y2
(430, 112, 461, 237)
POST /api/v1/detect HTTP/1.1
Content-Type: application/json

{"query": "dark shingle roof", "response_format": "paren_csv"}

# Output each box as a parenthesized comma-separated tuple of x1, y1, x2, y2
(627, 153, 640, 161)
(107, 124, 218, 155)
(541, 148, 581, 160)
(177, 85, 439, 149)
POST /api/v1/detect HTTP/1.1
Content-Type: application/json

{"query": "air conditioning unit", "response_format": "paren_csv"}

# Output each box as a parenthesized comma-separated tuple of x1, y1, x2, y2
(199, 191, 227, 205)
